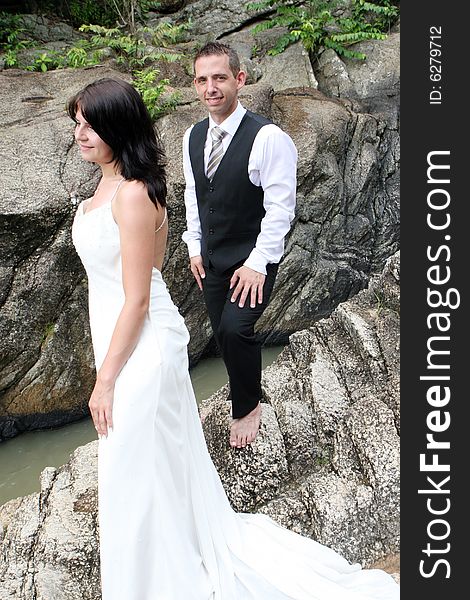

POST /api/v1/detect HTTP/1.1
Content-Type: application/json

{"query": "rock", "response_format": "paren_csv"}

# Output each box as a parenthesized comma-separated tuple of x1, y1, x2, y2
(0, 442, 100, 600)
(179, 0, 257, 39)
(258, 87, 399, 339)
(222, 31, 317, 90)
(369, 251, 400, 314)
(0, 496, 22, 542)
(201, 390, 289, 512)
(19, 14, 82, 43)
(370, 552, 400, 580)
(315, 32, 400, 126)
(256, 42, 318, 91)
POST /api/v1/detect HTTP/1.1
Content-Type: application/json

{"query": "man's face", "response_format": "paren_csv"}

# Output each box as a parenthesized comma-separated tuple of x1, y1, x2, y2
(194, 53, 246, 124)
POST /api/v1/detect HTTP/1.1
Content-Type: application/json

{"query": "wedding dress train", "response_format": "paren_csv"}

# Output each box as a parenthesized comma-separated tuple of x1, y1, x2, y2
(72, 191, 399, 600)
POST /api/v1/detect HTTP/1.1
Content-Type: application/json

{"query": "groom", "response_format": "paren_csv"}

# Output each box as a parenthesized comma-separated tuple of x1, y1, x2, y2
(182, 42, 297, 449)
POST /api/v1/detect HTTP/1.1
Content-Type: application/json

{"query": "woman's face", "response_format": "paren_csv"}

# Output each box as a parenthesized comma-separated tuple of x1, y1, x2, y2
(74, 107, 113, 165)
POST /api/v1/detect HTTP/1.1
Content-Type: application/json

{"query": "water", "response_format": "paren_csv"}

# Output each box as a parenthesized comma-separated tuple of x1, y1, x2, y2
(0, 347, 283, 507)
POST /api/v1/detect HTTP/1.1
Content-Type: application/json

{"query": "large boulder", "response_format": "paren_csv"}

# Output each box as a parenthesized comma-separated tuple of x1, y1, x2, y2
(19, 13, 82, 43)
(315, 31, 400, 126)
(178, 0, 259, 39)
(0, 443, 100, 600)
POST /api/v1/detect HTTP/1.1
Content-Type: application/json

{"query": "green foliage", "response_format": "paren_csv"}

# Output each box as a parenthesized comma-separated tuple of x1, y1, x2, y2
(0, 10, 103, 70)
(150, 20, 192, 47)
(75, 25, 185, 118)
(132, 67, 181, 119)
(65, 42, 103, 68)
(79, 23, 183, 69)
(0, 12, 22, 47)
(251, 43, 261, 58)
(246, 0, 399, 59)
(25, 0, 162, 29)
(20, 44, 102, 72)
(41, 322, 56, 349)
(0, 11, 32, 67)
(314, 450, 332, 468)
(27, 50, 62, 72)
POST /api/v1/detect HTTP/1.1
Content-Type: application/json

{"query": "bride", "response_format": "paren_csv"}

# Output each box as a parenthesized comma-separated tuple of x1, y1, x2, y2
(70, 77, 399, 600)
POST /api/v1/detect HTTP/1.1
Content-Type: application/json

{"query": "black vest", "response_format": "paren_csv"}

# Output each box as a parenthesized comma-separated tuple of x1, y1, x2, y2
(189, 111, 271, 273)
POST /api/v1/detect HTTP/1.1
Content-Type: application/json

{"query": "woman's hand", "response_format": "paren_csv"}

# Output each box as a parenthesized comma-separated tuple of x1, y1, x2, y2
(89, 377, 115, 438)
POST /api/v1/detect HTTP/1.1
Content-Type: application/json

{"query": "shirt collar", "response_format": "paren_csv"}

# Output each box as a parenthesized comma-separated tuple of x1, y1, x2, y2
(208, 102, 246, 138)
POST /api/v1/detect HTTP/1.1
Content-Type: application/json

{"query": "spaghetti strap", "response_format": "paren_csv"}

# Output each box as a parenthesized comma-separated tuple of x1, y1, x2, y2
(81, 179, 123, 216)
(110, 178, 125, 203)
(155, 206, 167, 233)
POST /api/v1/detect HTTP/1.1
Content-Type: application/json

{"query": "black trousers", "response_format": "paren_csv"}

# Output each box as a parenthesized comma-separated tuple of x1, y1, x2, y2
(202, 262, 279, 419)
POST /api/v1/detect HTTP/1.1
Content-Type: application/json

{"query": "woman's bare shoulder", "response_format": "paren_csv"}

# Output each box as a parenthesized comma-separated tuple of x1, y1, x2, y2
(119, 179, 149, 202)
(113, 180, 155, 226)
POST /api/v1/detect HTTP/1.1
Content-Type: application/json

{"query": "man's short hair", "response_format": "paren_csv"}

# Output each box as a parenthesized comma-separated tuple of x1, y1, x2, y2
(193, 42, 240, 77)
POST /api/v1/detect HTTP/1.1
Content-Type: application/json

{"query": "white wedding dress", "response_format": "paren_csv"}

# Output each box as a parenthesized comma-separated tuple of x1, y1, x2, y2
(72, 187, 399, 600)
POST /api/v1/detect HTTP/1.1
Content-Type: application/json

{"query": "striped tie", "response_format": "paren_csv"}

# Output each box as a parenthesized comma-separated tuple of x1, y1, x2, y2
(206, 126, 226, 181)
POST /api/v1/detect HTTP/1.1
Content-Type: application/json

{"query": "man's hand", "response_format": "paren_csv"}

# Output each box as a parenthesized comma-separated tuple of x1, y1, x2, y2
(190, 255, 206, 290)
(230, 265, 266, 308)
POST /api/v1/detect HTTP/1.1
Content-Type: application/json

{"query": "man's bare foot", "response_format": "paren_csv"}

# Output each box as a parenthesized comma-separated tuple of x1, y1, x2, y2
(230, 402, 261, 448)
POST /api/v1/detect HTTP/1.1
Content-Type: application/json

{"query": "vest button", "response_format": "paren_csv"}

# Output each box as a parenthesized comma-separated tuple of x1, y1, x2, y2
(209, 229, 214, 235)
(209, 186, 214, 192)
(209, 208, 215, 213)
(208, 249, 213, 255)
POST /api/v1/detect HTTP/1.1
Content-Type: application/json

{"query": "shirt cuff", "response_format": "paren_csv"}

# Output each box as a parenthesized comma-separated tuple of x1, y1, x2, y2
(244, 249, 268, 275)
(186, 239, 201, 258)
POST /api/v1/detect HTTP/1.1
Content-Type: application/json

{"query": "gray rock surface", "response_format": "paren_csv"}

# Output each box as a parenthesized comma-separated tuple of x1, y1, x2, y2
(256, 42, 318, 91)
(0, 254, 399, 596)
(0, 443, 100, 600)
(179, 0, 258, 38)
(315, 31, 400, 126)
(201, 392, 290, 511)
(20, 14, 82, 43)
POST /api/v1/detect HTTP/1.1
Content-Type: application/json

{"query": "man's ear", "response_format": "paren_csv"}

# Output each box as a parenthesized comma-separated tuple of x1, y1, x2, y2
(236, 70, 247, 90)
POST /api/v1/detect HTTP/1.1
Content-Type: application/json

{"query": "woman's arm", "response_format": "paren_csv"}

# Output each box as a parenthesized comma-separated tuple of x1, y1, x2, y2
(89, 181, 158, 437)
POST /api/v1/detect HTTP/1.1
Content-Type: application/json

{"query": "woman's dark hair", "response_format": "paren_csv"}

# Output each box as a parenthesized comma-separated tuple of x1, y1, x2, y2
(67, 78, 167, 207)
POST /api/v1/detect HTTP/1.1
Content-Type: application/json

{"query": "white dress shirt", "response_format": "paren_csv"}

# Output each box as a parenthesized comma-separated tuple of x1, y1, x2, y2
(182, 102, 297, 275)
